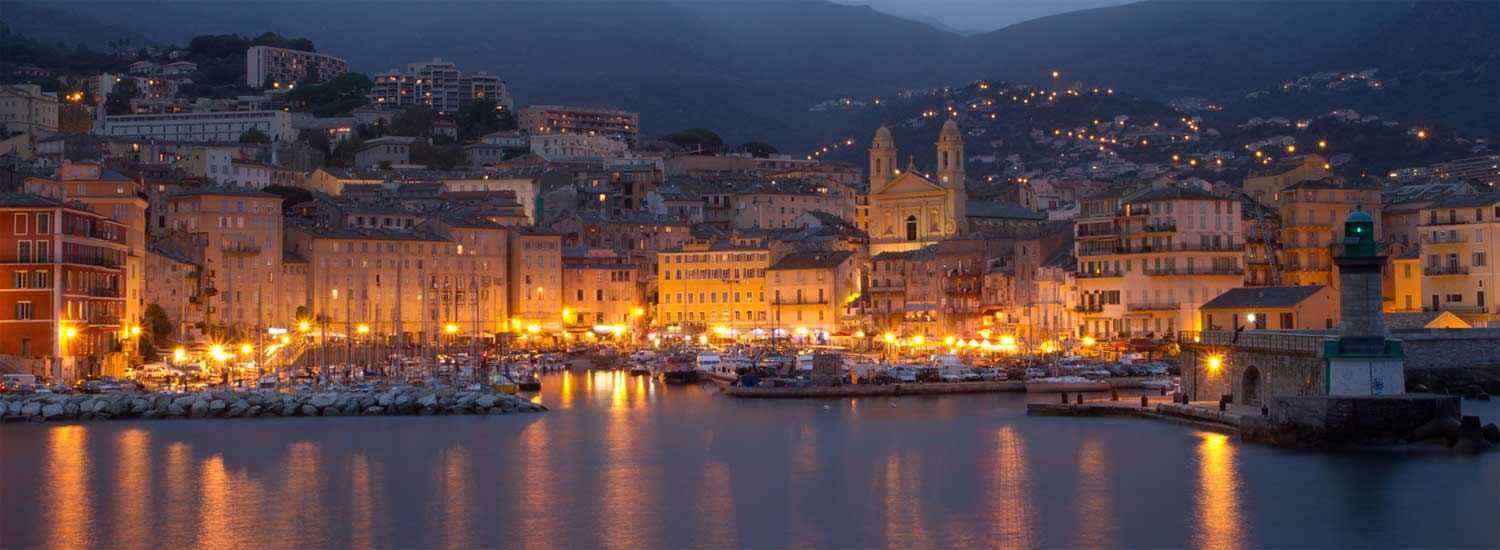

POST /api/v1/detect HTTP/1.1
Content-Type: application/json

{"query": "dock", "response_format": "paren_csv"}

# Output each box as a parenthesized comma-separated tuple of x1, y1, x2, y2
(1027, 396, 1243, 433)
(724, 381, 1025, 398)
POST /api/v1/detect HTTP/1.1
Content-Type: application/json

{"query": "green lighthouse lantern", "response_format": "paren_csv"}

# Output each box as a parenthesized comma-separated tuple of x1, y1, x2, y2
(1341, 204, 1376, 257)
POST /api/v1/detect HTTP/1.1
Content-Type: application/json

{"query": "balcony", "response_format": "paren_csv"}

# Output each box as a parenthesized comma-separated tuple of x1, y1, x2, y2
(1076, 225, 1120, 238)
(88, 287, 121, 298)
(1179, 330, 1327, 354)
(1076, 303, 1107, 313)
(222, 241, 262, 254)
(1076, 270, 1123, 279)
(1079, 242, 1242, 256)
(1421, 232, 1467, 246)
(1424, 265, 1470, 276)
(942, 284, 980, 295)
(1143, 267, 1243, 277)
(771, 299, 830, 306)
(1420, 217, 1470, 227)
(1117, 206, 1152, 217)
(1430, 305, 1488, 315)
(1127, 302, 1180, 311)
(1126, 221, 1177, 234)
(89, 315, 121, 326)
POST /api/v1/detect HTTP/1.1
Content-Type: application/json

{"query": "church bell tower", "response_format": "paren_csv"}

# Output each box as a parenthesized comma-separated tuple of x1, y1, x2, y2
(936, 118, 965, 189)
(869, 125, 897, 190)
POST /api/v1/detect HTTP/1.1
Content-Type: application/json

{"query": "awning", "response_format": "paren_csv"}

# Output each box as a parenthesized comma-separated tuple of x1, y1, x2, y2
(830, 332, 852, 337)
(1129, 341, 1158, 351)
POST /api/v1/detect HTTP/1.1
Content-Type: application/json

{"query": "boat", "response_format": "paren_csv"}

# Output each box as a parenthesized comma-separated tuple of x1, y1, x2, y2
(1025, 376, 1110, 393)
(659, 354, 698, 384)
(696, 353, 722, 374)
(628, 362, 652, 376)
(1140, 377, 1175, 390)
(515, 371, 542, 391)
(489, 372, 520, 394)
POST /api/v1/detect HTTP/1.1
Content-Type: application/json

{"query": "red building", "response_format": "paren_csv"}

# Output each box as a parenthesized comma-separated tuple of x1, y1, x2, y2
(1, 193, 130, 382)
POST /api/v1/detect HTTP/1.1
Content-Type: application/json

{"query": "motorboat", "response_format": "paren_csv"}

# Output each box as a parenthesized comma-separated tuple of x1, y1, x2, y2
(1025, 376, 1109, 393)
(659, 354, 698, 384)
(489, 372, 520, 394)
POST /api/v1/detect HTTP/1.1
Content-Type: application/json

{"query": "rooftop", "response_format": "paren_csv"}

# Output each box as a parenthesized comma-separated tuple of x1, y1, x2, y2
(1201, 285, 1327, 310)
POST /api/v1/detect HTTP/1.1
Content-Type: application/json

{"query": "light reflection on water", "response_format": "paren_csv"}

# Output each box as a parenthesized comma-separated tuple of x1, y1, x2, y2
(0, 373, 1496, 549)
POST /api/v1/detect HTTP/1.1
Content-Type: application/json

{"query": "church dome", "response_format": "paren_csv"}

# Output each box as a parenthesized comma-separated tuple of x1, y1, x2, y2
(940, 118, 960, 137)
(1345, 208, 1373, 224)
(873, 125, 893, 146)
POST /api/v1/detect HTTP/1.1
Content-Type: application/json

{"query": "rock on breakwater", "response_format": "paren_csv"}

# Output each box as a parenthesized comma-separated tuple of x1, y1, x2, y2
(0, 389, 546, 422)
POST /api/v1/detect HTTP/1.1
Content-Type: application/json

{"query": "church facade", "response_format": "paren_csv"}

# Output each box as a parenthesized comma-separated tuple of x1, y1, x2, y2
(867, 120, 969, 256)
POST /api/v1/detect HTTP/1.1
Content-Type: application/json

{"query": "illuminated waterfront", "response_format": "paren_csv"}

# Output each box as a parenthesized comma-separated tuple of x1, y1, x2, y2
(1, 371, 1497, 549)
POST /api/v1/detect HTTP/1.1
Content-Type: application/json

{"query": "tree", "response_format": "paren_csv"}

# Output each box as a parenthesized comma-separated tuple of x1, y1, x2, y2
(299, 128, 331, 157)
(333, 133, 365, 167)
(389, 107, 437, 137)
(138, 336, 159, 362)
(455, 99, 516, 140)
(103, 78, 138, 115)
(740, 141, 778, 158)
(662, 128, 724, 153)
(238, 128, 271, 143)
(57, 104, 92, 133)
(263, 185, 314, 213)
(143, 303, 172, 345)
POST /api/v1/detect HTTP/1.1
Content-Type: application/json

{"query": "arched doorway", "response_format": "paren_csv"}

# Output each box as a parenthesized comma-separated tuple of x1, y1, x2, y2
(1242, 366, 1262, 406)
(905, 215, 918, 241)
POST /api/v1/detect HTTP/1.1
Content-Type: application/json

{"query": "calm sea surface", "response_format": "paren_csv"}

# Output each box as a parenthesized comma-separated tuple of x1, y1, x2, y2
(1, 370, 1497, 549)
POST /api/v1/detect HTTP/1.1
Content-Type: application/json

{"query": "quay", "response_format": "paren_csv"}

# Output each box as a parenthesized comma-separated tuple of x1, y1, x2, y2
(0, 389, 546, 423)
(725, 380, 1024, 398)
(1027, 396, 1242, 434)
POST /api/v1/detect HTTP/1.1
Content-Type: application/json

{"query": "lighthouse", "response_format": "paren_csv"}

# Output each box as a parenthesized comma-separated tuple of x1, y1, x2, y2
(1326, 205, 1405, 396)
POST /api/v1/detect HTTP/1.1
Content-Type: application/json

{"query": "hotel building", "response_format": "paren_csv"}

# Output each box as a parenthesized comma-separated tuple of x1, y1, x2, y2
(245, 45, 350, 88)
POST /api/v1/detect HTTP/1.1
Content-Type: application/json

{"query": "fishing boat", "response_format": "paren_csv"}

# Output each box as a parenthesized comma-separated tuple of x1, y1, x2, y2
(489, 371, 520, 394)
(1025, 375, 1109, 393)
(659, 354, 698, 384)
(515, 370, 542, 391)
(628, 361, 652, 376)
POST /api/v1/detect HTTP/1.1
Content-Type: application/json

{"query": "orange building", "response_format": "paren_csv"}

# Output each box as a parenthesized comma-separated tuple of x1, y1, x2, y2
(1, 194, 130, 382)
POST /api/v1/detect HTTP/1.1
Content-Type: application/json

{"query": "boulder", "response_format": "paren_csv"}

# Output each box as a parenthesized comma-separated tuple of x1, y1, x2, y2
(173, 395, 196, 409)
(321, 406, 341, 417)
(300, 404, 320, 417)
(130, 398, 150, 414)
(109, 396, 130, 416)
(475, 394, 498, 409)
(188, 400, 210, 418)
(208, 399, 228, 417)
(226, 401, 249, 418)
(417, 393, 438, 408)
(91, 399, 110, 414)
(377, 393, 394, 407)
(19, 402, 39, 417)
(341, 399, 360, 416)
(63, 402, 79, 417)
(310, 393, 337, 408)
(363, 406, 385, 415)
(41, 403, 65, 419)
(167, 403, 186, 416)
(140, 410, 161, 420)
(246, 405, 263, 417)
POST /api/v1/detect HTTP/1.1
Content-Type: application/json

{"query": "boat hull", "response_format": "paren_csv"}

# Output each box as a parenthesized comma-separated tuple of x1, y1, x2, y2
(660, 371, 698, 384)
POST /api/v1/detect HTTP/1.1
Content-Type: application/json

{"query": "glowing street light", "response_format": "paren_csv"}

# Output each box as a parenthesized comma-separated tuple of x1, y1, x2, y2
(1208, 355, 1222, 371)
(445, 324, 459, 334)
(357, 324, 370, 334)
(240, 343, 253, 355)
(299, 321, 311, 332)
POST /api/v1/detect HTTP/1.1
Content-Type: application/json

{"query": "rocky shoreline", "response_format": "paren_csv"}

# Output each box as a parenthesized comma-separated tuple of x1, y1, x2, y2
(0, 389, 546, 422)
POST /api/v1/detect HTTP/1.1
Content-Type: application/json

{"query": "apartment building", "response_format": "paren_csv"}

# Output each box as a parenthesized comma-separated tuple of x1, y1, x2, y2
(1242, 154, 1334, 206)
(164, 187, 286, 337)
(245, 45, 350, 88)
(733, 182, 855, 230)
(23, 162, 149, 361)
(767, 250, 857, 337)
(508, 228, 564, 336)
(561, 248, 642, 333)
(1074, 186, 1244, 340)
(1416, 193, 1500, 326)
(104, 110, 296, 143)
(0, 84, 59, 134)
(519, 105, 639, 148)
(370, 58, 511, 113)
(1277, 179, 1382, 287)
(656, 240, 771, 335)
(1, 194, 130, 382)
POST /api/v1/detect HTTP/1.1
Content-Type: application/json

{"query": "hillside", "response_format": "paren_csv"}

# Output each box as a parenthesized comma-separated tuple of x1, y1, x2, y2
(2, 0, 1494, 148)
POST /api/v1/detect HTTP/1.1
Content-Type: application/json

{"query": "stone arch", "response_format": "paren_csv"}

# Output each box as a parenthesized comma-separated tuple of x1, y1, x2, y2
(905, 215, 918, 241)
(1241, 365, 1262, 406)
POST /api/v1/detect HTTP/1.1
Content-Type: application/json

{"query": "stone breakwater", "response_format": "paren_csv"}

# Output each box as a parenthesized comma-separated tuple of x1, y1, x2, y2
(0, 389, 546, 422)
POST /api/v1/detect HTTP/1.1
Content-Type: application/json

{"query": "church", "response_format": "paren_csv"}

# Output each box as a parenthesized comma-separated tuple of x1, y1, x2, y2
(867, 120, 970, 256)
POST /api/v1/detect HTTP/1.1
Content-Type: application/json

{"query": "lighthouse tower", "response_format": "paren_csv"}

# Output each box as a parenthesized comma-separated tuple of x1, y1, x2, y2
(1327, 206, 1405, 396)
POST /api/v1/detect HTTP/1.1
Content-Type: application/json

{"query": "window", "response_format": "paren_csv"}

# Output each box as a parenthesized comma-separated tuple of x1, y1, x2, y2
(12, 213, 26, 235)
(14, 301, 33, 320)
(905, 215, 918, 241)
(1475, 253, 1487, 267)
(35, 241, 48, 262)
(36, 213, 49, 234)
(17, 241, 31, 263)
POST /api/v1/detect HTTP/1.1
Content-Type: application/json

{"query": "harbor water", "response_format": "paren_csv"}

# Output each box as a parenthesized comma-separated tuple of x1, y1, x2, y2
(1, 370, 1496, 549)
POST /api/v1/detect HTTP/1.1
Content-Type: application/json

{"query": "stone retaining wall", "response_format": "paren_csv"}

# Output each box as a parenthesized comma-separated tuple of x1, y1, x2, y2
(0, 389, 545, 422)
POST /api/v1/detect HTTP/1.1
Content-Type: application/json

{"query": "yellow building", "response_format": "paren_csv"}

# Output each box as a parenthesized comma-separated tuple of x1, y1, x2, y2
(508, 228, 564, 336)
(1391, 249, 1422, 313)
(164, 186, 286, 337)
(866, 120, 967, 255)
(562, 248, 643, 334)
(1075, 186, 1244, 340)
(1276, 179, 1382, 287)
(767, 250, 858, 337)
(1243, 154, 1333, 206)
(657, 240, 770, 335)
(1416, 193, 1499, 326)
